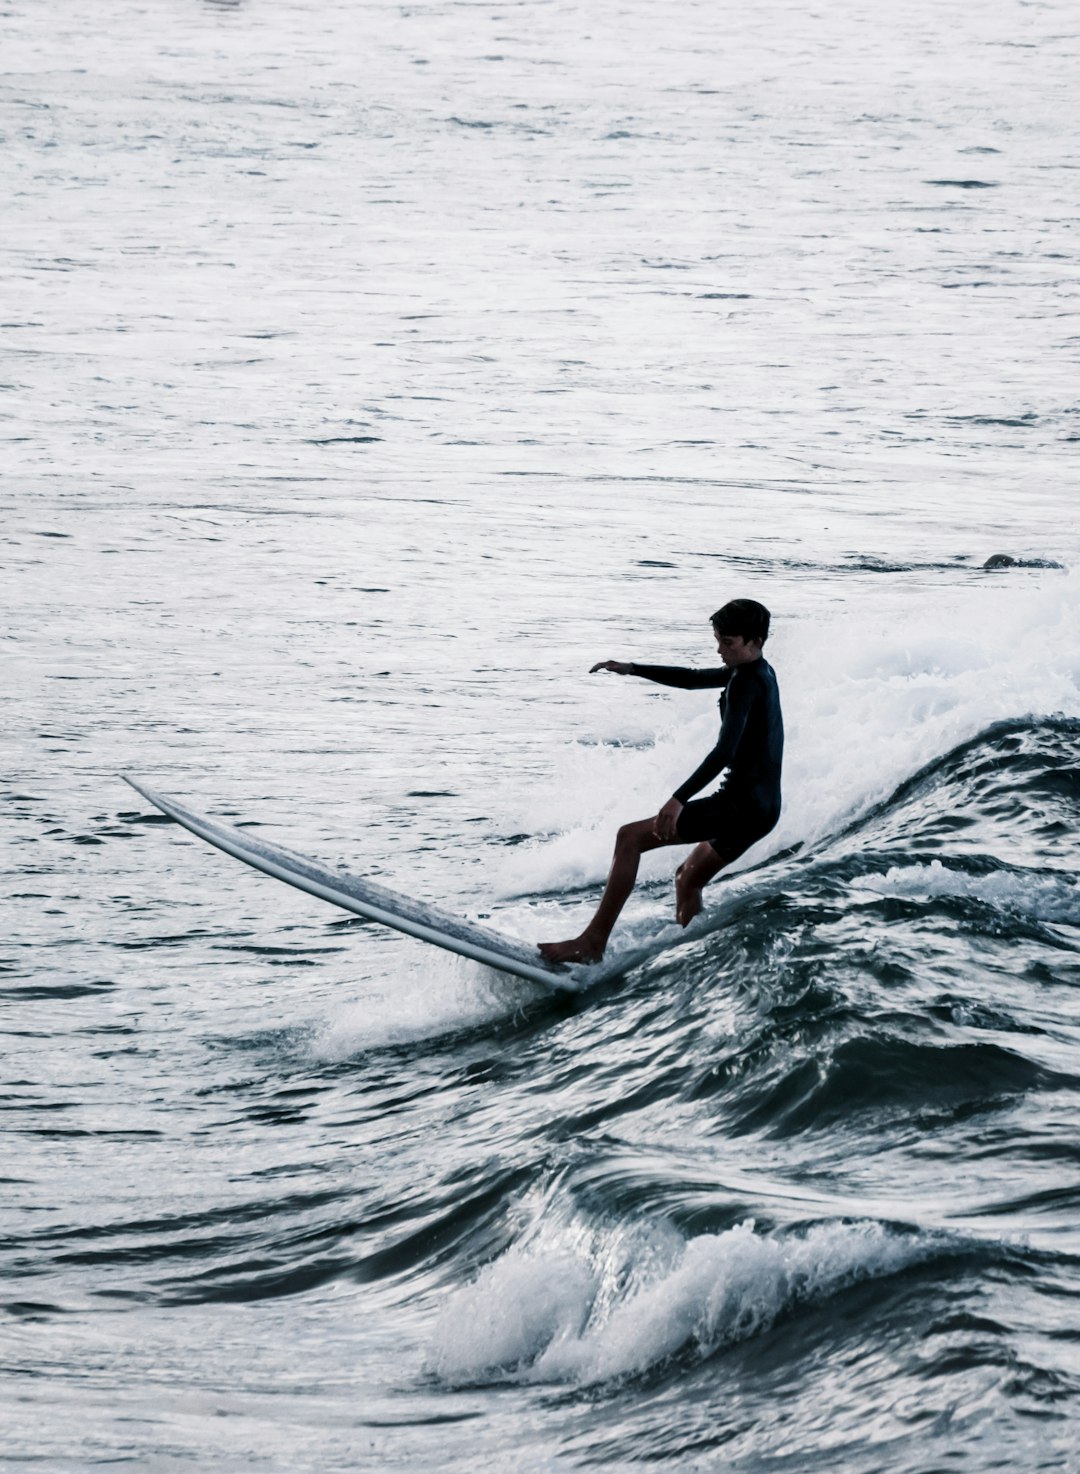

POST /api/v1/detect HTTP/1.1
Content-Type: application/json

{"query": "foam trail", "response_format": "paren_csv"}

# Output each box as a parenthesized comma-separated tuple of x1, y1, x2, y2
(309, 953, 542, 1060)
(428, 1218, 952, 1386)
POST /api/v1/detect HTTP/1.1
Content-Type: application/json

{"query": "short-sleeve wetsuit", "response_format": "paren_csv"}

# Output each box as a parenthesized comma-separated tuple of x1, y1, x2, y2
(629, 657, 783, 861)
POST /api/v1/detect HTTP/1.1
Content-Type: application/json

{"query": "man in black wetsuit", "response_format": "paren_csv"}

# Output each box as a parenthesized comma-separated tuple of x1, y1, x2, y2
(539, 598, 783, 965)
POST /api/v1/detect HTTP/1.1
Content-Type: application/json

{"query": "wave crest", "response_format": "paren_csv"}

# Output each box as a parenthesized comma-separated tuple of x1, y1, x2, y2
(428, 1218, 953, 1386)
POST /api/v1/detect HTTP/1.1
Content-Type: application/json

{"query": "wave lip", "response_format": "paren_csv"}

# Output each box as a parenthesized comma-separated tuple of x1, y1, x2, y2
(427, 1218, 955, 1388)
(852, 859, 1080, 927)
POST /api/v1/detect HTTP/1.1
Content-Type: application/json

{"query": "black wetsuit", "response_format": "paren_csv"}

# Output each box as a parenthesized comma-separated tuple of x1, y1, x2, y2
(630, 658, 783, 860)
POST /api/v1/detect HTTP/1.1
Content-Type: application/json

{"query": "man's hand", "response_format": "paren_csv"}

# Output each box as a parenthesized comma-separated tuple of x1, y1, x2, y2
(590, 660, 632, 675)
(653, 797, 683, 842)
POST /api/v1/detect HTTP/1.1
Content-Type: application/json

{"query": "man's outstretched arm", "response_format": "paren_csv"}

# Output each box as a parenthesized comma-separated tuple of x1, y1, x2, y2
(590, 660, 732, 690)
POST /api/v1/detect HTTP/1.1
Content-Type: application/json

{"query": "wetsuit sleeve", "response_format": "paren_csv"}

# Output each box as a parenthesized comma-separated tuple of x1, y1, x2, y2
(629, 664, 732, 690)
(671, 669, 756, 804)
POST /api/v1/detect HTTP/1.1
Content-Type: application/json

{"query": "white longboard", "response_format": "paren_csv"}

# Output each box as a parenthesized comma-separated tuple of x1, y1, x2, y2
(123, 778, 578, 992)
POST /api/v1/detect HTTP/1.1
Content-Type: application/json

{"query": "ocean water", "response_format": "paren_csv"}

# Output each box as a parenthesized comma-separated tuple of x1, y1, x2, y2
(4, 0, 1080, 1469)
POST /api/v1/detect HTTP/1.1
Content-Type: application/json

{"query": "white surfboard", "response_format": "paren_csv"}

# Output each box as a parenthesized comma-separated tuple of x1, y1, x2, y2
(123, 777, 578, 992)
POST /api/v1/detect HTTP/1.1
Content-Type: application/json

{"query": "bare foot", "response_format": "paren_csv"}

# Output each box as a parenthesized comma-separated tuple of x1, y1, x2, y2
(538, 934, 606, 965)
(675, 886, 703, 928)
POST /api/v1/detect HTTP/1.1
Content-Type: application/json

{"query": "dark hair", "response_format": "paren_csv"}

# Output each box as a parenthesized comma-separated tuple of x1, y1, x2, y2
(710, 598, 770, 643)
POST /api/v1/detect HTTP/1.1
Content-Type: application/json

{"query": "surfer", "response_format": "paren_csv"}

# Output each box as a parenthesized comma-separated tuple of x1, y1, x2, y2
(539, 599, 783, 965)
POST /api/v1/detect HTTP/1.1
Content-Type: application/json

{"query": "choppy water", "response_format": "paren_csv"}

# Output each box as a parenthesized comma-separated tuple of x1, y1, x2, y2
(4, 0, 1080, 1469)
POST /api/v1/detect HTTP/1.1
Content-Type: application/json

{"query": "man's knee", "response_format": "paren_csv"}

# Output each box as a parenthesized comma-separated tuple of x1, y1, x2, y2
(615, 821, 646, 854)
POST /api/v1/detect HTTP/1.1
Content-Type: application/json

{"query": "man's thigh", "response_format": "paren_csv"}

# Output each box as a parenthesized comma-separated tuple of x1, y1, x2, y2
(620, 816, 676, 853)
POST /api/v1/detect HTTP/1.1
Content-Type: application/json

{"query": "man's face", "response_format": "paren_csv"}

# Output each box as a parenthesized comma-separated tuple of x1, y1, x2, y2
(714, 630, 762, 666)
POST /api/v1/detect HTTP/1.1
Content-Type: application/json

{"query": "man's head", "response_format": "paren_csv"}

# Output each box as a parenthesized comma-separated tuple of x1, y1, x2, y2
(710, 598, 770, 666)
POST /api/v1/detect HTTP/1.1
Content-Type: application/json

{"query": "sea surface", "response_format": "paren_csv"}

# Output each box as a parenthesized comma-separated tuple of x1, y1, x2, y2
(3, 0, 1080, 1469)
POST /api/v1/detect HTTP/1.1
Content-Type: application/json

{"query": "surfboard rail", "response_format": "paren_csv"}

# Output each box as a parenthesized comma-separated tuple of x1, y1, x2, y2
(123, 777, 578, 992)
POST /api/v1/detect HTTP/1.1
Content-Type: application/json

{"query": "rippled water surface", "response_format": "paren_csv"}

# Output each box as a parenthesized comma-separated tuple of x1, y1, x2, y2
(4, 0, 1080, 1469)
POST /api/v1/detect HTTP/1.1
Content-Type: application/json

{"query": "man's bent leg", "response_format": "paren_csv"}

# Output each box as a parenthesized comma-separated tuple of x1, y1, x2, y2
(674, 842, 726, 927)
(539, 818, 669, 964)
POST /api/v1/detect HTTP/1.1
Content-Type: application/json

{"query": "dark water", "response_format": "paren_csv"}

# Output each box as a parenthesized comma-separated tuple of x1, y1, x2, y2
(5, 716, 1079, 1469)
(4, 0, 1080, 1467)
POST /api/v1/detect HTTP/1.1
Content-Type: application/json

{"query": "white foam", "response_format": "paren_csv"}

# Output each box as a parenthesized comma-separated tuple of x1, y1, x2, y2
(428, 1217, 946, 1386)
(852, 860, 1080, 925)
(428, 1252, 598, 1379)
(309, 952, 540, 1060)
(495, 567, 1080, 900)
